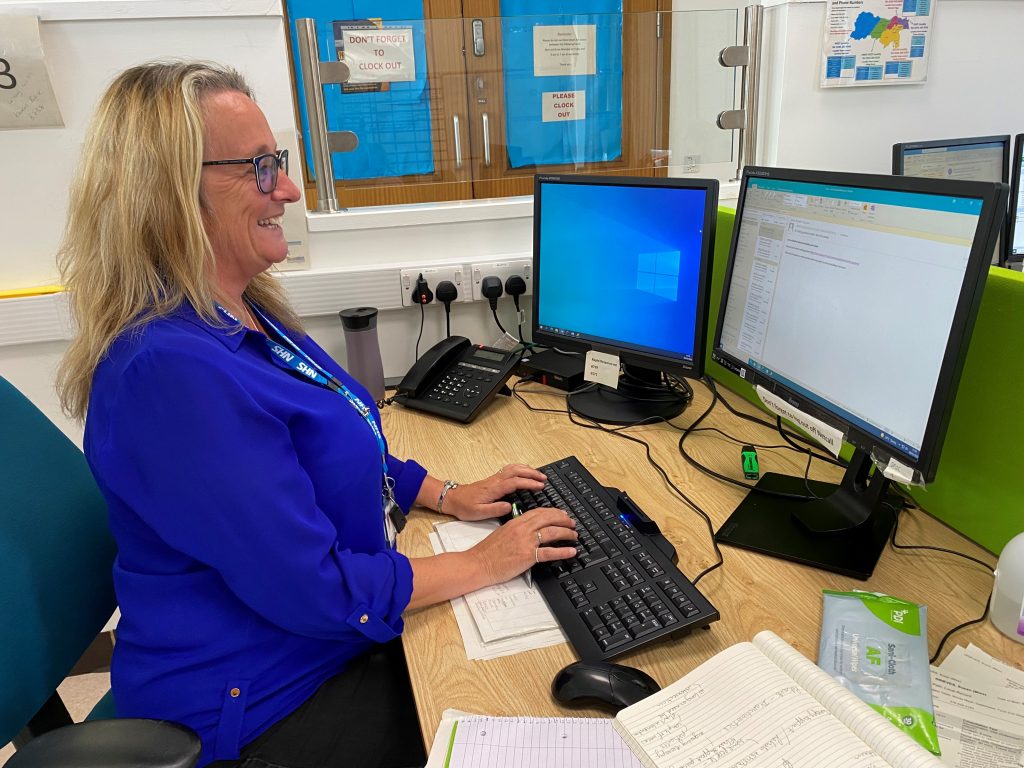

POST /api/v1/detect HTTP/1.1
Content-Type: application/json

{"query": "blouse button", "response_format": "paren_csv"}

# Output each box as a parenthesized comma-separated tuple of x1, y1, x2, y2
(230, 688, 241, 698)
(359, 614, 369, 624)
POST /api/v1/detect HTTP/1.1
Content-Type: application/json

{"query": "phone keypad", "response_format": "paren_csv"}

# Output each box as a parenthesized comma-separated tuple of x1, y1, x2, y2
(426, 363, 497, 409)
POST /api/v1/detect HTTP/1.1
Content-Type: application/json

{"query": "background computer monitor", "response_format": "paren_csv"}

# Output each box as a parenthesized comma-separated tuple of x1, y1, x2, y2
(531, 174, 718, 425)
(1007, 134, 1024, 264)
(712, 166, 1008, 579)
(892, 134, 1010, 265)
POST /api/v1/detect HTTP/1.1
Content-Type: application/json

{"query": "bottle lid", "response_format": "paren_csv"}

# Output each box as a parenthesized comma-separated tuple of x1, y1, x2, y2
(338, 307, 378, 331)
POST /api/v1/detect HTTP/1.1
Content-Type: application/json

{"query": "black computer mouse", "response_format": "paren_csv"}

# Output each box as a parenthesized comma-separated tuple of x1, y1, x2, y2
(551, 661, 661, 711)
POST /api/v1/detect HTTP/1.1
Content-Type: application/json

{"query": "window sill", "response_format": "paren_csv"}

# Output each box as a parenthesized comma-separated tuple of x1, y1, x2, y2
(305, 196, 534, 233)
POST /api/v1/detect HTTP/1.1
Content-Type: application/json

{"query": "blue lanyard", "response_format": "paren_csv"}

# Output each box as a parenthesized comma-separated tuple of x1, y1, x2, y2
(217, 303, 395, 501)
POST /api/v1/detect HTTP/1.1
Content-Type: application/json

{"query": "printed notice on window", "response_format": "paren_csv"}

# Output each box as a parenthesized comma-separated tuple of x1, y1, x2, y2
(334, 20, 415, 87)
(542, 90, 585, 122)
(533, 25, 596, 77)
(0, 16, 64, 129)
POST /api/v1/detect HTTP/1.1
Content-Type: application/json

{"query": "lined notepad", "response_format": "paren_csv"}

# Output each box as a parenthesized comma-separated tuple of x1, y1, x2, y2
(613, 631, 945, 768)
(444, 716, 642, 768)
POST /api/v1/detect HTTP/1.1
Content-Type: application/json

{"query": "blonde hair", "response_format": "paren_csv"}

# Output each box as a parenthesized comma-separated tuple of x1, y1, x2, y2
(56, 61, 301, 421)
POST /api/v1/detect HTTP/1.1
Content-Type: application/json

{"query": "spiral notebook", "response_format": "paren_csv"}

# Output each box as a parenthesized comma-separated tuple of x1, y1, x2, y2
(432, 631, 945, 768)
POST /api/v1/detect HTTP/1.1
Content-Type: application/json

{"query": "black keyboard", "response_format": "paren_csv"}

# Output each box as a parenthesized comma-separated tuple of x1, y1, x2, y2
(506, 456, 719, 662)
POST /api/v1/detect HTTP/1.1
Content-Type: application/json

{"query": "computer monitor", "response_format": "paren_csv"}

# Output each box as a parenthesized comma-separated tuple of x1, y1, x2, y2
(1008, 134, 1024, 264)
(531, 174, 719, 425)
(892, 134, 1010, 265)
(712, 166, 1008, 579)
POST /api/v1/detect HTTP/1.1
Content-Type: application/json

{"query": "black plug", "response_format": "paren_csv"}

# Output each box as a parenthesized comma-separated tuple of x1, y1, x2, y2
(413, 272, 433, 305)
(504, 275, 526, 311)
(504, 275, 527, 343)
(480, 276, 507, 335)
(480, 275, 503, 310)
(436, 280, 458, 338)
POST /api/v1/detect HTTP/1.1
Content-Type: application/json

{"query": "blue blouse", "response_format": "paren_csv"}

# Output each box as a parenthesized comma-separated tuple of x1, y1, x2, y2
(84, 303, 427, 766)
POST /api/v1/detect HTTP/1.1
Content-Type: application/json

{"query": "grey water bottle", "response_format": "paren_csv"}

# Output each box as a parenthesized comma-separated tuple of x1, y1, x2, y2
(338, 307, 385, 402)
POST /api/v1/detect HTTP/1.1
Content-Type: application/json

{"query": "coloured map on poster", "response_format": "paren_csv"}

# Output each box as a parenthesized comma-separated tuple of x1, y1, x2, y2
(821, 0, 934, 87)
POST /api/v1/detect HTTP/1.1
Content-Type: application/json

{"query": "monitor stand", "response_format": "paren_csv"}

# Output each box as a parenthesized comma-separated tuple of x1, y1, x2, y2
(567, 364, 689, 426)
(714, 449, 900, 580)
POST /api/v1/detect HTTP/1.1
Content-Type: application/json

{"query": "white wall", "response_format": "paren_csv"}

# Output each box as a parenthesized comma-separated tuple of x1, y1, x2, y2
(3, 0, 1023, 444)
(760, 0, 1024, 174)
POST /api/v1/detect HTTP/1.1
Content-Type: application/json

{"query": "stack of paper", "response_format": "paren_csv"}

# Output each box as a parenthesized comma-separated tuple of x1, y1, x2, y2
(932, 643, 1024, 767)
(429, 520, 567, 660)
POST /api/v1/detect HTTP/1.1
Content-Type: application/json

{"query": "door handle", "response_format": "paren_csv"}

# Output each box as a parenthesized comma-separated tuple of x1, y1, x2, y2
(452, 114, 463, 169)
(481, 112, 491, 168)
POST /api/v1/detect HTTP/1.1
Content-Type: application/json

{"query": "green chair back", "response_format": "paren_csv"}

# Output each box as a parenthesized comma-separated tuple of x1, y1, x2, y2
(0, 376, 117, 744)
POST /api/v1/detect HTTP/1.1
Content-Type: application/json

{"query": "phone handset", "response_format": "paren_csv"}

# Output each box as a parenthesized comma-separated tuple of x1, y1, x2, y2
(395, 336, 471, 398)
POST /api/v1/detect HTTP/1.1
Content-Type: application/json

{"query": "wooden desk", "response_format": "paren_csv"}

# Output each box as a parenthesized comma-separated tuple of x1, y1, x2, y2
(382, 379, 1023, 737)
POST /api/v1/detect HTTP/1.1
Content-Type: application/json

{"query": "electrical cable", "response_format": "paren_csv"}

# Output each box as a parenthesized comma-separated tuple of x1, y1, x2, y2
(886, 502, 996, 662)
(677, 379, 820, 502)
(414, 300, 425, 361)
(512, 377, 724, 584)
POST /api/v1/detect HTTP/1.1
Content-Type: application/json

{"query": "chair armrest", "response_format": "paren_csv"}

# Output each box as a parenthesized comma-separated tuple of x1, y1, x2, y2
(6, 718, 201, 768)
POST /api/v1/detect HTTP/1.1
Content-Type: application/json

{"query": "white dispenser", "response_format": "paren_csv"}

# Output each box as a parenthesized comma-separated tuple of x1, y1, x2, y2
(990, 532, 1024, 643)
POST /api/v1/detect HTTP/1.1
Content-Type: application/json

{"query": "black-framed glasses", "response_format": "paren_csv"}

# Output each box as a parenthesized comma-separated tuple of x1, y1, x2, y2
(201, 149, 289, 194)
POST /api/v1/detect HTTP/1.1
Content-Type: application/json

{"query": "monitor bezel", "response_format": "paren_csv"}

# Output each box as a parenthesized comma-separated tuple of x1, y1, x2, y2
(892, 134, 1011, 266)
(891, 134, 1011, 178)
(531, 173, 719, 381)
(712, 165, 1008, 483)
(1007, 134, 1024, 264)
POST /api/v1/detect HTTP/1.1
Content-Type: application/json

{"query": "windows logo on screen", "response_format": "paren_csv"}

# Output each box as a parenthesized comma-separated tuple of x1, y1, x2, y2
(636, 250, 680, 301)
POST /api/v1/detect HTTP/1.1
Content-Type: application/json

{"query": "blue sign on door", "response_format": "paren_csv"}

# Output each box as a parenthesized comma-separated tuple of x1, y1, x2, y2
(500, 1, 623, 168)
(287, 1, 434, 181)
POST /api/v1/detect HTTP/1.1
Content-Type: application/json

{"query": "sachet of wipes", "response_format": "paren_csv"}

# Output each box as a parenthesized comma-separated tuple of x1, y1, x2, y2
(818, 590, 940, 755)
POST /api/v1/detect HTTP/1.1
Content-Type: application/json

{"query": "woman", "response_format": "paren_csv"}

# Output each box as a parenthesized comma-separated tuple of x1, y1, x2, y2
(56, 61, 577, 768)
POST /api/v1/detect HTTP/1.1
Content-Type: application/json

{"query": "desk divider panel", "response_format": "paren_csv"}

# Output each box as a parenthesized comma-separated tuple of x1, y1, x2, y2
(705, 206, 1024, 556)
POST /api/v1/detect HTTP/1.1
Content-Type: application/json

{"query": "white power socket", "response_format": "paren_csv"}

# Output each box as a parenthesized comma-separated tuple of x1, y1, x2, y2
(399, 266, 470, 308)
(470, 259, 533, 302)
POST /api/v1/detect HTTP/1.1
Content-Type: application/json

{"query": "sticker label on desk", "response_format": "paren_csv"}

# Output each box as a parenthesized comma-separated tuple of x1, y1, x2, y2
(584, 350, 620, 389)
(756, 385, 843, 457)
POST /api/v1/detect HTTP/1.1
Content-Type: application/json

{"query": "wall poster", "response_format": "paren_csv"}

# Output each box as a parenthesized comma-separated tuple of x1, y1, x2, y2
(821, 0, 934, 87)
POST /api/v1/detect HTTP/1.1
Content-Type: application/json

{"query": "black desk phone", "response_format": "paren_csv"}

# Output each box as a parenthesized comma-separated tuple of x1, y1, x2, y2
(393, 336, 518, 423)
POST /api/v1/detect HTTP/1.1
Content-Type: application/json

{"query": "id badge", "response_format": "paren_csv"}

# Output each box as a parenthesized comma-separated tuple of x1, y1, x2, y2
(383, 497, 405, 547)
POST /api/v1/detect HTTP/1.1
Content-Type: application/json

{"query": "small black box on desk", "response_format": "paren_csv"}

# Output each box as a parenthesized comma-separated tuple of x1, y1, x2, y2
(518, 349, 586, 391)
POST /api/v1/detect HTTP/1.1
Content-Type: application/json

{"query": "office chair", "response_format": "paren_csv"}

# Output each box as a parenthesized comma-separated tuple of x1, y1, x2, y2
(0, 375, 201, 768)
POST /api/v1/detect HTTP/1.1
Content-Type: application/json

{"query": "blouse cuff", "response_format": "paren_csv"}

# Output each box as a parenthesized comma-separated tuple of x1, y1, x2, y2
(385, 455, 428, 513)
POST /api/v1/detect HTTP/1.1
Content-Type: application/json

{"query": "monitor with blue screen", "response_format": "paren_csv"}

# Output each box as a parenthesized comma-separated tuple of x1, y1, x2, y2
(531, 174, 719, 425)
(712, 166, 1008, 579)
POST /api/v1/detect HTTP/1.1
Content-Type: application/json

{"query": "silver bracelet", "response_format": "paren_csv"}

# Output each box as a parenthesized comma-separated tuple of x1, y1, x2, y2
(437, 480, 459, 515)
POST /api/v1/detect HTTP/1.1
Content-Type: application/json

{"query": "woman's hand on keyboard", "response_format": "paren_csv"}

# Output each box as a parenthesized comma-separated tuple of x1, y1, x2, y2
(470, 507, 578, 585)
(443, 463, 547, 522)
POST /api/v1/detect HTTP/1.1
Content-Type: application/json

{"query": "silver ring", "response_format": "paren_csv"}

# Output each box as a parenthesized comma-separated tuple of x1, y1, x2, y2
(535, 530, 543, 544)
(534, 547, 540, 564)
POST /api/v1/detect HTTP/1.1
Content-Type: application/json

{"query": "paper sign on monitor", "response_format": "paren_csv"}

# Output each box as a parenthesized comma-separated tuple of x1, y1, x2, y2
(756, 385, 843, 457)
(585, 351, 619, 389)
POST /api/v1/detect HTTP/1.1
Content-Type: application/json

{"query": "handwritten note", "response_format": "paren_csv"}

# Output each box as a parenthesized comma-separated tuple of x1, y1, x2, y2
(614, 634, 944, 768)
(0, 15, 64, 129)
(434, 520, 557, 642)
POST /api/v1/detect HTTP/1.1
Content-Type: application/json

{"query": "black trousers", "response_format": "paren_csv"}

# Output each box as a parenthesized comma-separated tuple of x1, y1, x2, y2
(209, 639, 427, 768)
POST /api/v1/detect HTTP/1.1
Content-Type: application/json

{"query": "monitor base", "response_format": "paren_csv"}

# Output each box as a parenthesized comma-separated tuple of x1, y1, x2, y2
(714, 473, 900, 580)
(567, 367, 690, 426)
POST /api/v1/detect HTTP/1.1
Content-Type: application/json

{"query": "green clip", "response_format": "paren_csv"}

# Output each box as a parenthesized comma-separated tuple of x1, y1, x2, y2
(741, 445, 759, 480)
